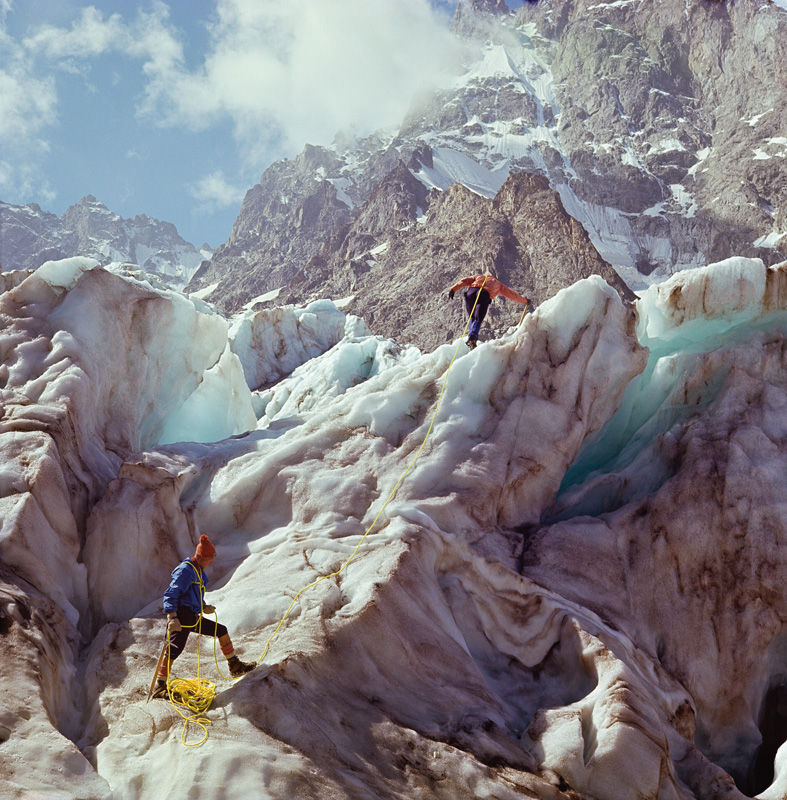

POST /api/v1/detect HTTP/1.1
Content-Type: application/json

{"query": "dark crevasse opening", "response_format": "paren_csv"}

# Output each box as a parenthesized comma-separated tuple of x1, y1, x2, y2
(742, 679, 787, 796)
(692, 630, 787, 795)
(733, 627, 787, 795)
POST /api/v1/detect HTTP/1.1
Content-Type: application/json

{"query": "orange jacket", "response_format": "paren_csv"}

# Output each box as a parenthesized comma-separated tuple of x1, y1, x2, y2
(449, 274, 529, 305)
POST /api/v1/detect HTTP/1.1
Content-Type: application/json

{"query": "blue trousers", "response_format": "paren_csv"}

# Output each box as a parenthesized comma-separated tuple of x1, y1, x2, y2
(464, 288, 491, 339)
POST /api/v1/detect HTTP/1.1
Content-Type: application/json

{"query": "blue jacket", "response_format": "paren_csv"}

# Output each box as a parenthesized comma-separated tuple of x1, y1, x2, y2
(163, 559, 209, 614)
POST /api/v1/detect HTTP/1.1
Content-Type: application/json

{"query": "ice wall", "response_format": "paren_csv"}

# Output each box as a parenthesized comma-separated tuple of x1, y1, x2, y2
(4, 257, 787, 798)
(534, 258, 787, 796)
(229, 299, 372, 391)
(0, 260, 279, 795)
(554, 257, 787, 520)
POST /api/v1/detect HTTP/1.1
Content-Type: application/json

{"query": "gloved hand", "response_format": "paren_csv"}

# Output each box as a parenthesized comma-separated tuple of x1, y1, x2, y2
(202, 604, 216, 614)
(448, 289, 455, 300)
(167, 613, 181, 634)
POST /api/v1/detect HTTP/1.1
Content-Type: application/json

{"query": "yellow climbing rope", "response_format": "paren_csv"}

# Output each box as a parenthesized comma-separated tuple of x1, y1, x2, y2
(162, 564, 221, 746)
(164, 278, 489, 746)
(254, 277, 489, 665)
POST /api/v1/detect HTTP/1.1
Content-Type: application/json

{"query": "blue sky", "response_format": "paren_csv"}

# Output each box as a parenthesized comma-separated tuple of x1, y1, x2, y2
(1, 0, 527, 249)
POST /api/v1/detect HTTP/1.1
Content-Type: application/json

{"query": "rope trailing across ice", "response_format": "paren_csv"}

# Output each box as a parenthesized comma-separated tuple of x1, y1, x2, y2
(253, 277, 489, 666)
(173, 278, 489, 746)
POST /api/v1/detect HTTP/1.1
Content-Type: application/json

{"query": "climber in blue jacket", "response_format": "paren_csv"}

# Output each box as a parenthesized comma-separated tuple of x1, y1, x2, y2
(151, 534, 255, 699)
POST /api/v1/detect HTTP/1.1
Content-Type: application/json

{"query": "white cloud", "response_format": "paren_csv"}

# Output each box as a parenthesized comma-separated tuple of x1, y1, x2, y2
(21, 2, 185, 75)
(0, 0, 463, 209)
(9, 0, 463, 167)
(139, 0, 465, 164)
(0, 156, 57, 205)
(0, 8, 59, 142)
(188, 170, 246, 212)
(0, 20, 59, 202)
(0, 62, 57, 141)
(22, 6, 127, 57)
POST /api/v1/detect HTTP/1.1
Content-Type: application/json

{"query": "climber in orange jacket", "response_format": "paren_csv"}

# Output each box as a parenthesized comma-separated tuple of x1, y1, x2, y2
(447, 273, 531, 348)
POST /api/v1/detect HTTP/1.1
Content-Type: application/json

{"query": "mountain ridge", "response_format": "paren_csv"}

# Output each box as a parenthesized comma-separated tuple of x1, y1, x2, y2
(0, 196, 211, 289)
(186, 0, 786, 344)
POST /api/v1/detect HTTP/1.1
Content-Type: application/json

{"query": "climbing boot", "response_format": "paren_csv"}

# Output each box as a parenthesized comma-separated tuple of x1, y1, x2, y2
(228, 655, 256, 677)
(151, 679, 169, 700)
(466, 337, 477, 350)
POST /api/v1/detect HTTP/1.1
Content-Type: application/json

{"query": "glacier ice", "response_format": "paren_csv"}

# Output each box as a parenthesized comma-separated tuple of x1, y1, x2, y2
(3, 256, 787, 797)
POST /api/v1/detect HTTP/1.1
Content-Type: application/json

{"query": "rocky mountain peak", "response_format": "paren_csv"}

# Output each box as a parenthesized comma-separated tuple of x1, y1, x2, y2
(456, 0, 510, 17)
(61, 196, 120, 231)
(0, 199, 207, 288)
(350, 160, 429, 239)
(452, 0, 511, 35)
(492, 171, 551, 213)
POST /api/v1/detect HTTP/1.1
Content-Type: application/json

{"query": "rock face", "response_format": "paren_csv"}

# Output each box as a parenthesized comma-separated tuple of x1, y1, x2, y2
(453, 0, 512, 33)
(186, 134, 401, 310)
(516, 0, 787, 276)
(280, 168, 633, 352)
(0, 197, 210, 288)
(190, 0, 787, 332)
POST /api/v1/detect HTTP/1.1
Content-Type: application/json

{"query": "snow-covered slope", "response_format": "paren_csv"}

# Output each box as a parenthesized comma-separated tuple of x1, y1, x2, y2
(4, 254, 787, 797)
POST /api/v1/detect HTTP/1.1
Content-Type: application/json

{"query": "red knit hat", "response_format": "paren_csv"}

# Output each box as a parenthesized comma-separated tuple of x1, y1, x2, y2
(195, 534, 216, 558)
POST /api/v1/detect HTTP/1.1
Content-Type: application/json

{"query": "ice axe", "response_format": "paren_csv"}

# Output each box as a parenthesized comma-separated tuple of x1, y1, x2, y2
(146, 639, 169, 703)
(519, 300, 535, 326)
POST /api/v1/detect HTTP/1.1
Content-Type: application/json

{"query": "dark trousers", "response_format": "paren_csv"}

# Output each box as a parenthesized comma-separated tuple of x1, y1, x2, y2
(166, 606, 228, 663)
(464, 288, 491, 339)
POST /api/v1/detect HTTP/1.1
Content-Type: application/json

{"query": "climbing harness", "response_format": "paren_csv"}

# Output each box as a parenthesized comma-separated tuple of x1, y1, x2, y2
(160, 278, 494, 746)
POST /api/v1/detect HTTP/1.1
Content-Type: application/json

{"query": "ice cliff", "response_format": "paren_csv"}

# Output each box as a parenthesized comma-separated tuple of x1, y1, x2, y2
(2, 256, 787, 798)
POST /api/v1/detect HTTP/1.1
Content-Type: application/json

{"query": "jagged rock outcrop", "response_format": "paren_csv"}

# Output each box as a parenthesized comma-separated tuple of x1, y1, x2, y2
(278, 167, 632, 351)
(187, 135, 404, 309)
(0, 203, 66, 271)
(452, 0, 512, 35)
(190, 0, 787, 323)
(0, 197, 209, 288)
